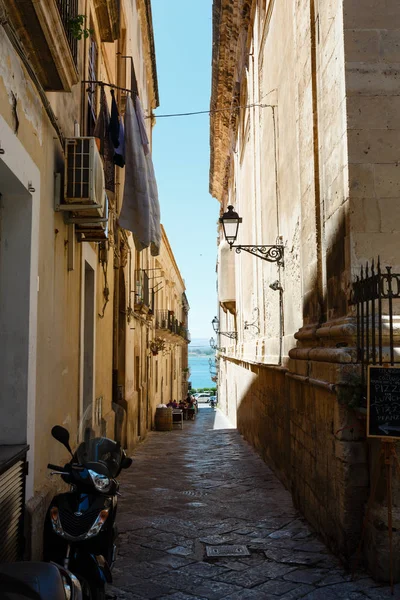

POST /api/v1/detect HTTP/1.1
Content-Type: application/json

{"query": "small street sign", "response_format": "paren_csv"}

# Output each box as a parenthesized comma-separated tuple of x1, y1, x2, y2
(367, 366, 400, 438)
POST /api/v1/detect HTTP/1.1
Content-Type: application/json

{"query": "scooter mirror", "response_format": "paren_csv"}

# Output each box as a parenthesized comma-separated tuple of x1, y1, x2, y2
(51, 425, 73, 456)
(122, 457, 133, 469)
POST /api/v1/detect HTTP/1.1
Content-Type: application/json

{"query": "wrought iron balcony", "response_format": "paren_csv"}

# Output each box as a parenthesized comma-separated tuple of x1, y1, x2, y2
(155, 310, 190, 343)
(56, 0, 78, 64)
(5, 0, 79, 90)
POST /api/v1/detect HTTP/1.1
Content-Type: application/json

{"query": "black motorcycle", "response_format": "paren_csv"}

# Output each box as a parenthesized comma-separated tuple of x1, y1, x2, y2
(0, 561, 82, 599)
(43, 423, 132, 600)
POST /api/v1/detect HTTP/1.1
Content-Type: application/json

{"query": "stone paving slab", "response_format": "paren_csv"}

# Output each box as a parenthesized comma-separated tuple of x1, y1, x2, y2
(109, 408, 392, 599)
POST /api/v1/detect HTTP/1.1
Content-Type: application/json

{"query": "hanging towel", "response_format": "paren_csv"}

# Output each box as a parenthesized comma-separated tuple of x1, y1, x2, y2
(94, 86, 115, 193)
(119, 95, 161, 256)
(114, 118, 125, 168)
(110, 89, 120, 148)
(134, 95, 150, 156)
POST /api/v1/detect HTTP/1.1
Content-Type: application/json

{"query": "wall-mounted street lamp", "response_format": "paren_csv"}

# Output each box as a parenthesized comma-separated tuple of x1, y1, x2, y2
(211, 316, 219, 333)
(219, 206, 284, 267)
(209, 337, 226, 353)
(211, 316, 237, 339)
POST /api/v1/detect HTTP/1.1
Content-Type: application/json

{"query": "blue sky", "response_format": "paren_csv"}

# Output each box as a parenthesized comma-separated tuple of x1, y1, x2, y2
(151, 0, 217, 340)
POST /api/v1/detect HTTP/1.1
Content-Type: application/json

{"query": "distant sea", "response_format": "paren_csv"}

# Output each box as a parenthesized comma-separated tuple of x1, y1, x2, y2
(189, 338, 215, 390)
(189, 355, 214, 390)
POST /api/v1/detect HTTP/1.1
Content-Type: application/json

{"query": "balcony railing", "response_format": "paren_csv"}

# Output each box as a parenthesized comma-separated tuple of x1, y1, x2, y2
(56, 0, 78, 65)
(155, 310, 190, 342)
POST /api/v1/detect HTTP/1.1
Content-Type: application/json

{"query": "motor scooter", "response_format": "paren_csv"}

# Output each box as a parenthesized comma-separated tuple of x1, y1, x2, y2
(0, 561, 82, 599)
(42, 413, 132, 600)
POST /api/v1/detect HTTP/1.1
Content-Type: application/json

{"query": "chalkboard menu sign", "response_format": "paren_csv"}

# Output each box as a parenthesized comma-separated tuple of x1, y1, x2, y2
(367, 366, 400, 438)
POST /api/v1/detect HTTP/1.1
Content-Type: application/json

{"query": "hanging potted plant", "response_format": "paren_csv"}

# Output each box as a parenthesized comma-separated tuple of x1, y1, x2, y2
(149, 337, 166, 356)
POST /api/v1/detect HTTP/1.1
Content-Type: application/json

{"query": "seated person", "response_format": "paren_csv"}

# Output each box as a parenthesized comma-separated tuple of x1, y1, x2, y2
(187, 399, 196, 420)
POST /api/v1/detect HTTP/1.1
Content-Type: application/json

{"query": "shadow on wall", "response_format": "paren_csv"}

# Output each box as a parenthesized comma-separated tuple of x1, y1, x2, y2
(234, 209, 370, 563)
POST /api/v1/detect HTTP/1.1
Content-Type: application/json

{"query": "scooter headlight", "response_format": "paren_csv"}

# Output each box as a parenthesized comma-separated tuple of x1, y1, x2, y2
(50, 506, 64, 536)
(88, 469, 111, 492)
(85, 509, 109, 539)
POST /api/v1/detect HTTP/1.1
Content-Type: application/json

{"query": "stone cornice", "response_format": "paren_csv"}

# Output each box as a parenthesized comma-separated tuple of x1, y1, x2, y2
(209, 0, 254, 201)
(161, 225, 186, 292)
(137, 0, 159, 109)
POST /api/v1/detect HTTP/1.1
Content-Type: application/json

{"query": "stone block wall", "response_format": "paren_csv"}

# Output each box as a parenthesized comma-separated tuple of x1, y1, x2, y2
(288, 375, 368, 561)
(344, 0, 400, 271)
(231, 361, 291, 489)
(211, 0, 400, 581)
(229, 358, 369, 561)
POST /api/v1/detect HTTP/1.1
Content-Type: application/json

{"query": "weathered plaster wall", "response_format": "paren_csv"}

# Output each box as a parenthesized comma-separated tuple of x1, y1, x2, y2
(0, 0, 163, 560)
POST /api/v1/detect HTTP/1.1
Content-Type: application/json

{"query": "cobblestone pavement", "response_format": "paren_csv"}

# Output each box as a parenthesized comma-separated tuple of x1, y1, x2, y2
(108, 407, 394, 600)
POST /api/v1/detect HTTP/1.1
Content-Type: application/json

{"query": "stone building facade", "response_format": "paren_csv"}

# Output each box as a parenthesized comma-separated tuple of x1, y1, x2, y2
(210, 0, 400, 580)
(0, 0, 189, 560)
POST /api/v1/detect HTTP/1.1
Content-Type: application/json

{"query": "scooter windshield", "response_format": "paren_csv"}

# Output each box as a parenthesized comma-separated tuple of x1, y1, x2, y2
(75, 437, 122, 478)
(75, 401, 122, 478)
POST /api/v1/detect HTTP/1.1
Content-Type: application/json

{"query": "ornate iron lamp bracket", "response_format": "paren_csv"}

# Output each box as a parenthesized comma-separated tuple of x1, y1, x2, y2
(233, 244, 284, 267)
(244, 307, 260, 334)
(219, 331, 238, 339)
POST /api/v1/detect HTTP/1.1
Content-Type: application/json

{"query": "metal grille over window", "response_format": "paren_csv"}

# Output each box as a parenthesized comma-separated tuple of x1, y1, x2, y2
(135, 270, 150, 307)
(56, 0, 78, 64)
(67, 138, 91, 200)
(87, 36, 98, 134)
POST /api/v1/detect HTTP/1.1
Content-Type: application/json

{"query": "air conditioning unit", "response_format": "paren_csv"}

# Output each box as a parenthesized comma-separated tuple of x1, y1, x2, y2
(64, 137, 106, 217)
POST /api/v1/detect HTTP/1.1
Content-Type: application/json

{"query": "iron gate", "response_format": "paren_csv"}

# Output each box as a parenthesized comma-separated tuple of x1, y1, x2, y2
(350, 258, 400, 391)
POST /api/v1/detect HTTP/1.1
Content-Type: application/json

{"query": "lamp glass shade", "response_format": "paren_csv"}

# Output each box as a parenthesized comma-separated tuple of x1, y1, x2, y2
(209, 337, 215, 349)
(212, 316, 219, 333)
(219, 206, 242, 247)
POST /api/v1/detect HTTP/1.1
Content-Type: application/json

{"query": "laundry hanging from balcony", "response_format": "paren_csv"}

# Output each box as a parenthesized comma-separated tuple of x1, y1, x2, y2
(110, 89, 125, 167)
(94, 86, 115, 193)
(119, 95, 161, 256)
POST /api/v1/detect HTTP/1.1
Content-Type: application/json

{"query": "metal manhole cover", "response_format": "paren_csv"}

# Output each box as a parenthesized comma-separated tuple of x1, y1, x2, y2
(206, 545, 250, 558)
(182, 490, 208, 496)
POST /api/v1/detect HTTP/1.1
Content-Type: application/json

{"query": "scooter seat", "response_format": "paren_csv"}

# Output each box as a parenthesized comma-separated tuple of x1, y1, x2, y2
(0, 562, 66, 600)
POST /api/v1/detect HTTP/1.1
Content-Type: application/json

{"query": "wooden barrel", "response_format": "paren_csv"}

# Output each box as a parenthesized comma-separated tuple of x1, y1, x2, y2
(155, 407, 173, 431)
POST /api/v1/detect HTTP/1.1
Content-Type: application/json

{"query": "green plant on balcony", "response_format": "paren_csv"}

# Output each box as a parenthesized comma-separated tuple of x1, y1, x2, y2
(68, 15, 93, 40)
(149, 337, 166, 356)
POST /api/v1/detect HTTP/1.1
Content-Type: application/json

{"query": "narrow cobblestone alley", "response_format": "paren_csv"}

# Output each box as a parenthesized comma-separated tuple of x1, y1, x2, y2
(108, 408, 393, 600)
